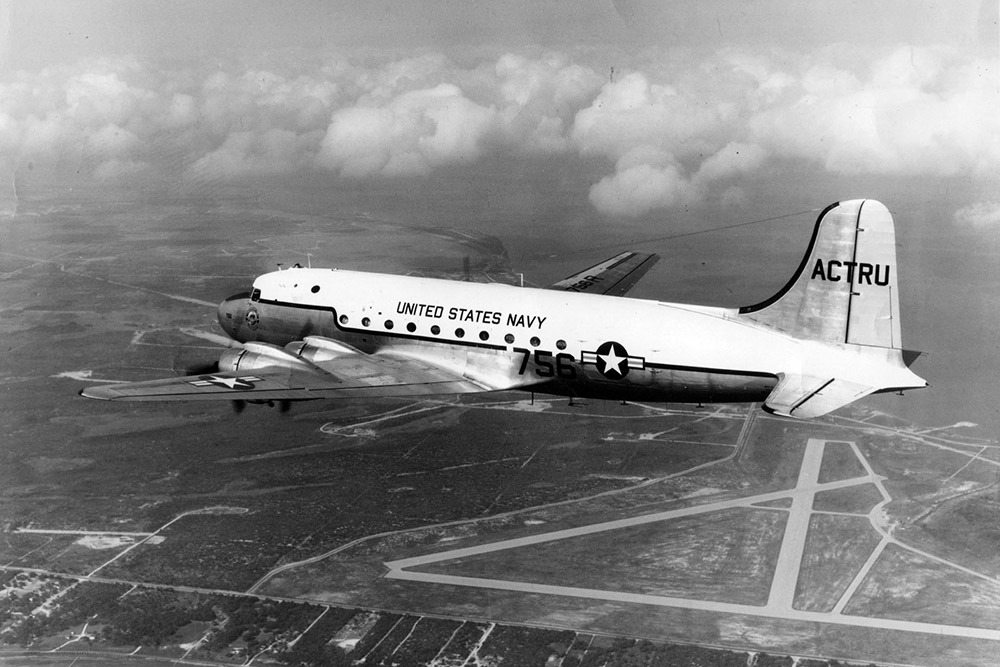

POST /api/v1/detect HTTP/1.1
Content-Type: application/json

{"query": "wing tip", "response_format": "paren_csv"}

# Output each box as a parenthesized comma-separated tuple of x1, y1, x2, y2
(79, 386, 116, 401)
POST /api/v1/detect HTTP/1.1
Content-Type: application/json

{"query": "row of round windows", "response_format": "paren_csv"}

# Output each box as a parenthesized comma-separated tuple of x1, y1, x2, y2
(338, 313, 566, 349)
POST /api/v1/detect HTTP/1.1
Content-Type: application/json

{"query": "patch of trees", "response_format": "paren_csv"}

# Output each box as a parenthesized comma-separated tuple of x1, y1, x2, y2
(355, 615, 418, 665)
(201, 595, 322, 656)
(580, 638, 749, 667)
(346, 612, 401, 660)
(381, 617, 463, 666)
(479, 625, 576, 666)
(277, 606, 358, 667)
(428, 621, 489, 664)
(100, 589, 215, 646)
(3, 581, 129, 647)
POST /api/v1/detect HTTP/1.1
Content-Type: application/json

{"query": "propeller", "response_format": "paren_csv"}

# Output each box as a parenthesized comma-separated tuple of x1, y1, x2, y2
(231, 400, 246, 414)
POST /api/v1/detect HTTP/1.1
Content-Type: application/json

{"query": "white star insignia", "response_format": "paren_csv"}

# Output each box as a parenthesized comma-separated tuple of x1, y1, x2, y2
(598, 344, 627, 376)
(210, 376, 245, 389)
(188, 375, 261, 390)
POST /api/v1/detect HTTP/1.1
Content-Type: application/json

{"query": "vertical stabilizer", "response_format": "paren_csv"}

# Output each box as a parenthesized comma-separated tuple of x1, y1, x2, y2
(739, 200, 902, 349)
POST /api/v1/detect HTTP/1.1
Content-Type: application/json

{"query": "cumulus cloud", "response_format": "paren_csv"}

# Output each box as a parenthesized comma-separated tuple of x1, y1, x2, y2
(572, 71, 731, 162)
(749, 46, 1000, 177)
(589, 160, 695, 218)
(191, 129, 320, 179)
(494, 52, 604, 154)
(571, 70, 769, 216)
(584, 141, 769, 218)
(0, 45, 996, 218)
(954, 201, 1000, 228)
(318, 84, 496, 177)
(574, 46, 1000, 216)
(695, 141, 767, 182)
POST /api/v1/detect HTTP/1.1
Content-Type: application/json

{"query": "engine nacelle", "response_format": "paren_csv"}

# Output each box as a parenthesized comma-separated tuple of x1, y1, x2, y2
(288, 336, 359, 364)
(218, 342, 313, 373)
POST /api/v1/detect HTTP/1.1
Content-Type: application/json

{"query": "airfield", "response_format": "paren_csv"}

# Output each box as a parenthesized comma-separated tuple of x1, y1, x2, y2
(3, 184, 1000, 666)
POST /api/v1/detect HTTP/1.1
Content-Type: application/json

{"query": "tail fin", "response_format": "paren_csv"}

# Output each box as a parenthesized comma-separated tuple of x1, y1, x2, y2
(739, 199, 901, 349)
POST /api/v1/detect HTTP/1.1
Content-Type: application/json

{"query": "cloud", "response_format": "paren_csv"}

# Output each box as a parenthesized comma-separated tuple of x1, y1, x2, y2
(190, 129, 320, 179)
(584, 141, 768, 218)
(572, 46, 1000, 216)
(749, 46, 1000, 176)
(317, 83, 497, 177)
(0, 45, 996, 218)
(694, 141, 767, 182)
(93, 158, 151, 182)
(571, 71, 731, 162)
(954, 201, 1000, 228)
(589, 160, 695, 218)
(494, 52, 604, 154)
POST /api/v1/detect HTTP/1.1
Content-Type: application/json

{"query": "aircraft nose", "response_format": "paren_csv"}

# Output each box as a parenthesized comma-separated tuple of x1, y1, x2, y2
(217, 292, 249, 340)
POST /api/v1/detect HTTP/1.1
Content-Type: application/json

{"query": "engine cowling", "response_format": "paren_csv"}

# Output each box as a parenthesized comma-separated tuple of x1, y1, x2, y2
(287, 336, 359, 364)
(218, 342, 313, 373)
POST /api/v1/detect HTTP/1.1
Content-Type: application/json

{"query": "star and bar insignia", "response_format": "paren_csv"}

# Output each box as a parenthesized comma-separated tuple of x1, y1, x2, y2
(580, 341, 645, 379)
(187, 375, 263, 391)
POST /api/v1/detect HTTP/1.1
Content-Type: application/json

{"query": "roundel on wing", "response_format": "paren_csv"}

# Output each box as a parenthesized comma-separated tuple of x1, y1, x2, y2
(596, 340, 629, 379)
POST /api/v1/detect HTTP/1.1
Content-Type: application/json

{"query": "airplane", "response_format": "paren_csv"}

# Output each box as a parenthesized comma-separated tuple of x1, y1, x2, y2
(81, 199, 927, 419)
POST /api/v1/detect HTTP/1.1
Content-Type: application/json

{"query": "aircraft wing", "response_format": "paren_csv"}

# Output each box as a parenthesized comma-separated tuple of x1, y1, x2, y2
(548, 251, 660, 297)
(80, 339, 491, 402)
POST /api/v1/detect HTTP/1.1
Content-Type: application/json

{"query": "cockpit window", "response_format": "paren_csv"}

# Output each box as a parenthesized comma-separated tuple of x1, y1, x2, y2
(250, 288, 261, 302)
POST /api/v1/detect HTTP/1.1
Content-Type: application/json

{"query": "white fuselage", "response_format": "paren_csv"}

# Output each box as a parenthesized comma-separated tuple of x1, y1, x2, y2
(223, 267, 814, 403)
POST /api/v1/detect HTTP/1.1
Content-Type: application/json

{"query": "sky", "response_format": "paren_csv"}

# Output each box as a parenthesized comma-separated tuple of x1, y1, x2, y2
(1, 0, 999, 428)
(0, 1, 996, 217)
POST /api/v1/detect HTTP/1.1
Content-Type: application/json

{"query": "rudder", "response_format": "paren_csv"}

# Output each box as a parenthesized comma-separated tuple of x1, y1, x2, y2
(738, 200, 902, 349)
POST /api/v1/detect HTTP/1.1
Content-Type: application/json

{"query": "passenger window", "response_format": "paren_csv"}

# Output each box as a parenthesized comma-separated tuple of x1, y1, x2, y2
(250, 288, 261, 302)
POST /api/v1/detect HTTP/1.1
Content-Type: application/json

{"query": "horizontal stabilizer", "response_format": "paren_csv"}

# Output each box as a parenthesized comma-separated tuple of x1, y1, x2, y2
(763, 373, 875, 419)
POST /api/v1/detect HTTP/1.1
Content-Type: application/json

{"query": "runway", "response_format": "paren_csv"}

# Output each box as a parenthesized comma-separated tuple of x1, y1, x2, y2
(385, 439, 1000, 642)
